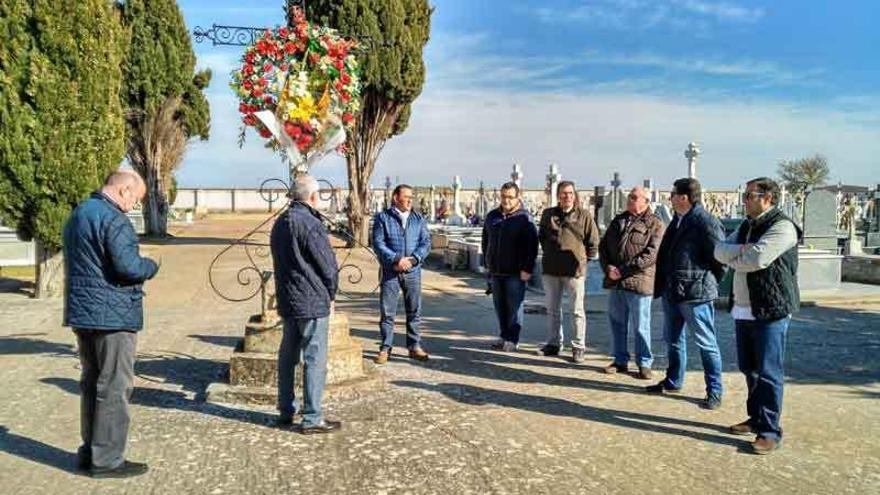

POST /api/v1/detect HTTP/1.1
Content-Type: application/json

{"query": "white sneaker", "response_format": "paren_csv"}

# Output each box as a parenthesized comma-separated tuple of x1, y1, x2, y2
(502, 341, 518, 352)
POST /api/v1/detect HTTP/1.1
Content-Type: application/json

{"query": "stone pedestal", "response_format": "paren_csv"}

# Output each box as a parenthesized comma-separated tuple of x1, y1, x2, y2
(206, 311, 378, 406)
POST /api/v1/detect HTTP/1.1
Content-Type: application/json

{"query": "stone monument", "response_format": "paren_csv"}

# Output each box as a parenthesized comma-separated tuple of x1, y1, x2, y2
(546, 163, 561, 208)
(685, 142, 700, 179)
(802, 189, 840, 251)
(447, 175, 467, 226)
(511, 163, 524, 189)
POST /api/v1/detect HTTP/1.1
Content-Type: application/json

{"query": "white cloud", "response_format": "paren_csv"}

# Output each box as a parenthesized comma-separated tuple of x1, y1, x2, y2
(530, 0, 764, 30)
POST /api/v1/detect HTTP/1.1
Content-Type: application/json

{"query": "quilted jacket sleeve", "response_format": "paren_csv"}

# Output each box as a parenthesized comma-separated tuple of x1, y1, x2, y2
(105, 215, 159, 285)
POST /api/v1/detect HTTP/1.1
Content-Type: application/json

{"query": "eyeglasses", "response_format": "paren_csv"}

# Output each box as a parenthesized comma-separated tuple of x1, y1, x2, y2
(742, 192, 765, 201)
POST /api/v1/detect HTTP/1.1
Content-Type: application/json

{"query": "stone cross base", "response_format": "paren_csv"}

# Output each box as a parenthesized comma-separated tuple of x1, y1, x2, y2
(205, 311, 381, 406)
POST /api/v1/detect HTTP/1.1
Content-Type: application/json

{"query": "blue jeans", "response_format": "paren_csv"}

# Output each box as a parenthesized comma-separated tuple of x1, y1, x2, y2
(735, 317, 789, 441)
(277, 316, 329, 427)
(379, 270, 422, 351)
(491, 275, 526, 344)
(608, 289, 653, 368)
(662, 297, 723, 397)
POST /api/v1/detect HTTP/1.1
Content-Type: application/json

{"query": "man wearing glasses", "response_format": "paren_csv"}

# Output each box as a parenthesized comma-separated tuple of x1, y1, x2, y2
(647, 178, 726, 410)
(538, 181, 600, 363)
(482, 182, 538, 351)
(599, 186, 665, 379)
(714, 177, 800, 454)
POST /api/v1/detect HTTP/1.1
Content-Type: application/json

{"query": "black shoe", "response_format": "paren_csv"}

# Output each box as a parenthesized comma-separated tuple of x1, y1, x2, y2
(90, 460, 149, 479)
(701, 394, 723, 410)
(645, 381, 681, 394)
(297, 420, 342, 435)
(275, 415, 295, 428)
(76, 456, 91, 471)
(540, 344, 560, 357)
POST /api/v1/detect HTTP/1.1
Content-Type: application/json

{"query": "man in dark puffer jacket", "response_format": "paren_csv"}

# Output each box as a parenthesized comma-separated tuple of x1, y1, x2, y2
(646, 178, 726, 411)
(63, 170, 158, 478)
(481, 181, 538, 351)
(715, 177, 800, 455)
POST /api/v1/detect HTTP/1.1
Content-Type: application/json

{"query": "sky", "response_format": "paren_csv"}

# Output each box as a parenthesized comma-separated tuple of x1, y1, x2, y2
(177, 0, 880, 190)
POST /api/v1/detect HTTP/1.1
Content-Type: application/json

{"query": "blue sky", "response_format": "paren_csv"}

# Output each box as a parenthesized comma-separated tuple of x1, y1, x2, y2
(178, 0, 880, 190)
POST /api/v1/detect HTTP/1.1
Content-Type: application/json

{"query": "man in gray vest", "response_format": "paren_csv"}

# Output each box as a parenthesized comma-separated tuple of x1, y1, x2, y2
(63, 170, 159, 478)
(715, 177, 800, 455)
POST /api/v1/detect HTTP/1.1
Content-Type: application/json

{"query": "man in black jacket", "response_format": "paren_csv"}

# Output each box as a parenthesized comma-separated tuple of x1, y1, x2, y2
(647, 178, 726, 410)
(482, 182, 538, 351)
(715, 177, 800, 454)
(270, 176, 340, 434)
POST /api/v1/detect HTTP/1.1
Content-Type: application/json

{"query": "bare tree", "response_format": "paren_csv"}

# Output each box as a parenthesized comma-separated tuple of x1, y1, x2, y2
(777, 153, 831, 195)
(127, 97, 187, 236)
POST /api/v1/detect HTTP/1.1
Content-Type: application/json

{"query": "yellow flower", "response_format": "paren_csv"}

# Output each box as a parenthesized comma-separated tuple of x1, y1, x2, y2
(287, 94, 316, 122)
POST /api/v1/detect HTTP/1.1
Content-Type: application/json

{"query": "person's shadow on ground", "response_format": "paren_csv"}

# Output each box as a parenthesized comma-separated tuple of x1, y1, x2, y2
(393, 380, 756, 453)
(0, 425, 83, 475)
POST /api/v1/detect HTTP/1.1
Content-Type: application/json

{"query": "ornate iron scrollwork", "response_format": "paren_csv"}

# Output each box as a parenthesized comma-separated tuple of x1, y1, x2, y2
(207, 178, 379, 313)
(192, 24, 265, 47)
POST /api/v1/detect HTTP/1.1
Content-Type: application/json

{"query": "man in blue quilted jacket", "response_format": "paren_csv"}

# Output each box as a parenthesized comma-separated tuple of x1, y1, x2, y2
(63, 170, 159, 478)
(372, 184, 432, 364)
(270, 175, 340, 435)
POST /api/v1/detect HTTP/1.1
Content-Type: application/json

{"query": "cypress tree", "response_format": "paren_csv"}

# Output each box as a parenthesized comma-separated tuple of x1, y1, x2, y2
(0, 0, 126, 297)
(307, 0, 432, 245)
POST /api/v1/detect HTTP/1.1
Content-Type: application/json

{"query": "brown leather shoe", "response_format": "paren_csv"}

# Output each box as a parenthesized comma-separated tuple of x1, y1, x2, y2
(636, 366, 653, 380)
(409, 347, 430, 361)
(729, 420, 755, 436)
(375, 349, 389, 365)
(752, 437, 782, 455)
(603, 362, 627, 374)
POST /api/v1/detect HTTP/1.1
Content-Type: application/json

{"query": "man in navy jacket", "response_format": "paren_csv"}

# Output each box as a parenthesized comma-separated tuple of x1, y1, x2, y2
(270, 175, 340, 434)
(63, 170, 158, 478)
(371, 184, 432, 364)
(647, 178, 727, 410)
(482, 181, 538, 351)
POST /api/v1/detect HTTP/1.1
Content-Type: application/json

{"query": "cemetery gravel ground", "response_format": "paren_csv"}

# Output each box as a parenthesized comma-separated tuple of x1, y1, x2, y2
(1, 214, 878, 494)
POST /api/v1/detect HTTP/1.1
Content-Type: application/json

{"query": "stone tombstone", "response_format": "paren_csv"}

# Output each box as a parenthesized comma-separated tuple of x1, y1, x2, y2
(546, 163, 561, 208)
(383, 176, 392, 209)
(429, 185, 437, 223)
(592, 186, 606, 229)
(610, 172, 623, 214)
(511, 163, 523, 189)
(685, 142, 700, 179)
(802, 189, 839, 251)
(447, 175, 467, 226)
(866, 185, 880, 246)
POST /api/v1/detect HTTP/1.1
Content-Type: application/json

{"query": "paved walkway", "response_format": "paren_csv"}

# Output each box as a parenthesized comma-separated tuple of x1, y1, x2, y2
(1, 214, 878, 494)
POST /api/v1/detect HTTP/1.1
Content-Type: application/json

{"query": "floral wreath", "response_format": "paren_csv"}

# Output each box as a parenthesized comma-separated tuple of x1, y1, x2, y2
(230, 8, 361, 163)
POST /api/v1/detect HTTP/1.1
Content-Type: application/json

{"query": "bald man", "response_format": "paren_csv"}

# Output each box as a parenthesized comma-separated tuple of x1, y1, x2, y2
(63, 170, 159, 478)
(598, 186, 665, 378)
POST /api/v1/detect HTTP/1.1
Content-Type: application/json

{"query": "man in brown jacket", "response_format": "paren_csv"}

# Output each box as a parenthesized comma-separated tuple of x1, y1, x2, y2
(599, 186, 665, 379)
(538, 181, 600, 362)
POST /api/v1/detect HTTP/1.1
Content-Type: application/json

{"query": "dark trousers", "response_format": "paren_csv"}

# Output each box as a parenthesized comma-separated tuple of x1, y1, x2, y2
(735, 317, 790, 441)
(491, 275, 526, 344)
(75, 329, 137, 470)
(379, 270, 422, 351)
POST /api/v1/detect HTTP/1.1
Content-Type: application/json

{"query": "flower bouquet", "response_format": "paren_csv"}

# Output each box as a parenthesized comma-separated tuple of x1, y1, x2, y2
(230, 7, 361, 172)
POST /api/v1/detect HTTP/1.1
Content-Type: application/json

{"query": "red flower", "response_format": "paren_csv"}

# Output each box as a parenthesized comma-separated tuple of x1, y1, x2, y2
(284, 122, 302, 138)
(340, 92, 351, 103)
(253, 87, 264, 98)
(243, 114, 256, 126)
(334, 59, 344, 70)
(258, 127, 273, 139)
(342, 112, 354, 124)
(284, 42, 296, 55)
(245, 52, 255, 64)
(297, 134, 313, 149)
(340, 73, 351, 84)
(301, 122, 313, 133)
(334, 81, 345, 92)
(309, 53, 320, 65)
(239, 103, 248, 113)
(243, 80, 253, 90)
(279, 63, 289, 72)
(279, 27, 289, 39)
(262, 62, 272, 73)
(258, 77, 267, 87)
